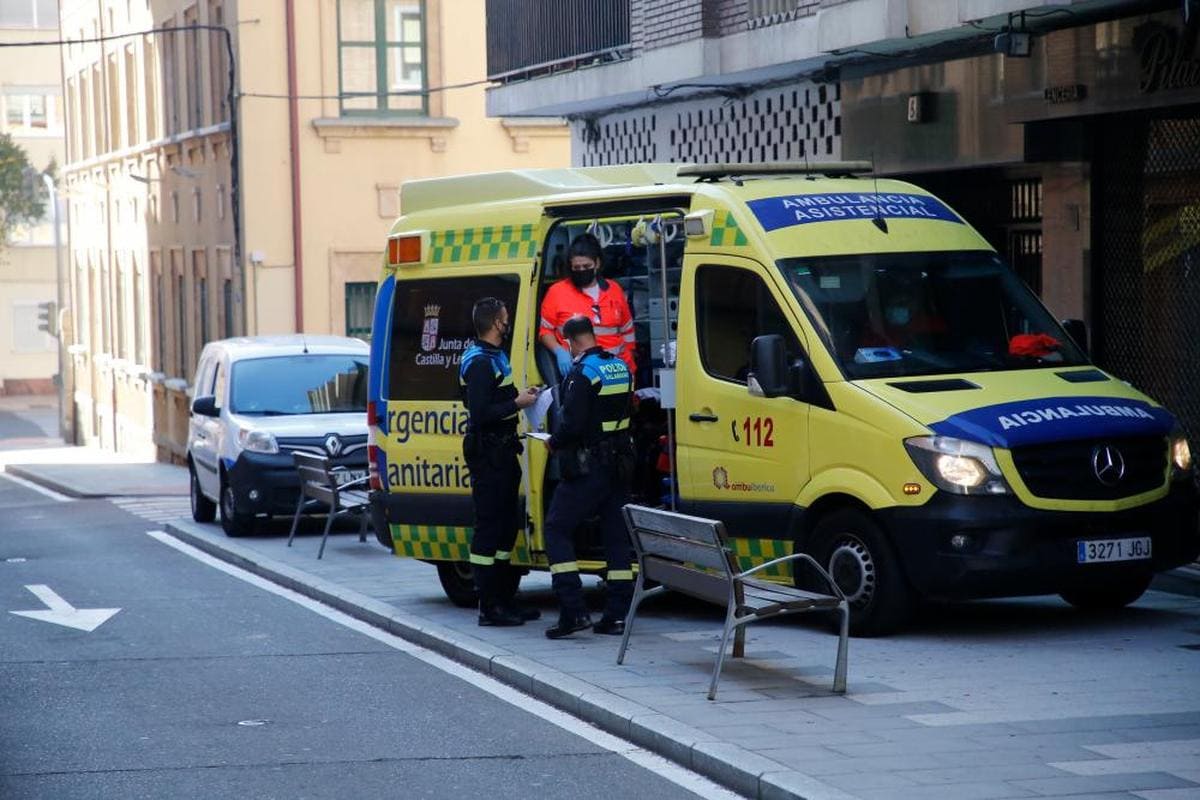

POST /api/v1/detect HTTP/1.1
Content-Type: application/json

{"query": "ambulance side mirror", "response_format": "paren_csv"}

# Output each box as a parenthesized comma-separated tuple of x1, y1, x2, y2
(748, 335, 791, 398)
(1061, 319, 1088, 354)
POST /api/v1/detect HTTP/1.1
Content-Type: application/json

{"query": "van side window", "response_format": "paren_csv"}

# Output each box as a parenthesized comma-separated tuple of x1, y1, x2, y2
(212, 361, 227, 409)
(695, 265, 801, 385)
(388, 275, 520, 402)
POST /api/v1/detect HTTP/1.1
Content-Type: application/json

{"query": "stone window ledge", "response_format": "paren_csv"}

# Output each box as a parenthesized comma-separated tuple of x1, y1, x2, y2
(312, 116, 461, 152)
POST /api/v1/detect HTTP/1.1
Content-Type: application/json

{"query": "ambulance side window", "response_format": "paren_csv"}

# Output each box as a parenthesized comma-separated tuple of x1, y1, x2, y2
(695, 265, 801, 385)
(387, 275, 520, 401)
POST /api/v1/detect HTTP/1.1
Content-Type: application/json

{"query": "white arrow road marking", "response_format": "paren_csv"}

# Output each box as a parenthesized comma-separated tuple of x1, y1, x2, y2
(10, 584, 121, 632)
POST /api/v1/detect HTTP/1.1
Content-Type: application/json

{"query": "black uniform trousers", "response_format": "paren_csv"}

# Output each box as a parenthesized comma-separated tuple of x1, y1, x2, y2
(544, 465, 633, 621)
(468, 446, 522, 605)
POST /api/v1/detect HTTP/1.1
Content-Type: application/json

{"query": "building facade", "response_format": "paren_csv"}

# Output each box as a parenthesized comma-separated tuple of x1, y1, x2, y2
(58, 0, 569, 459)
(0, 0, 65, 398)
(484, 0, 1200, 439)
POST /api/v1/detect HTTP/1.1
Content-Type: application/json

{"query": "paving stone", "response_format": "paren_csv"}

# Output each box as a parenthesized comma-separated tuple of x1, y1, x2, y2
(1011, 772, 1196, 796)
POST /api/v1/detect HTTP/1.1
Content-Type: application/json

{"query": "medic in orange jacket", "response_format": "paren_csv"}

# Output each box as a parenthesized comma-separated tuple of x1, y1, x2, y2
(538, 233, 637, 376)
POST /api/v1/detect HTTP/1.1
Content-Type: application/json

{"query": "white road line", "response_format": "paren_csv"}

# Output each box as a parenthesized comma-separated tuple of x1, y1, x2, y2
(145, 529, 742, 800)
(0, 471, 74, 502)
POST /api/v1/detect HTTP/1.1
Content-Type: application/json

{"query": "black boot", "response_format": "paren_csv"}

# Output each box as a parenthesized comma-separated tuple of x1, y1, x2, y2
(474, 564, 525, 627)
(593, 616, 625, 635)
(545, 610, 592, 639)
(496, 561, 541, 621)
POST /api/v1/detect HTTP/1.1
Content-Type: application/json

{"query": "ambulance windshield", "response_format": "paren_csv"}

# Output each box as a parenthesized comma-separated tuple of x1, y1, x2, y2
(779, 250, 1089, 379)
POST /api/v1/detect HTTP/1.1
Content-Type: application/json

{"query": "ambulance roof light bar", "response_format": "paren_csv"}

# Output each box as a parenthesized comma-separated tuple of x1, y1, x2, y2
(678, 161, 874, 181)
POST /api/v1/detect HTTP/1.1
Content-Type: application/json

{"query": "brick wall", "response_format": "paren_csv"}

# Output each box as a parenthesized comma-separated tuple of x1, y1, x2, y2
(632, 0, 727, 50)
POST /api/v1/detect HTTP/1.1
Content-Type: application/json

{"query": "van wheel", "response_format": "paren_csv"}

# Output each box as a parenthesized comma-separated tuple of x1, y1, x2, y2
(1060, 573, 1151, 611)
(808, 508, 911, 637)
(220, 479, 255, 537)
(189, 464, 216, 523)
(436, 562, 479, 608)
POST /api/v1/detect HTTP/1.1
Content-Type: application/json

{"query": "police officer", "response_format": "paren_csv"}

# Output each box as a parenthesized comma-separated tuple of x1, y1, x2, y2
(543, 315, 636, 639)
(460, 297, 541, 627)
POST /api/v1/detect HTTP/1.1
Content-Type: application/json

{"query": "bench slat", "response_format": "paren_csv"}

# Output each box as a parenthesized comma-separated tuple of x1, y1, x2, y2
(633, 528, 731, 572)
(643, 557, 729, 606)
(625, 505, 725, 546)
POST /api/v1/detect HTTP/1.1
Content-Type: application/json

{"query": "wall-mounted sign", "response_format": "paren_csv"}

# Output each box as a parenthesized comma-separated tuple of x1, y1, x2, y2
(906, 93, 929, 123)
(1138, 21, 1200, 93)
(1044, 84, 1087, 103)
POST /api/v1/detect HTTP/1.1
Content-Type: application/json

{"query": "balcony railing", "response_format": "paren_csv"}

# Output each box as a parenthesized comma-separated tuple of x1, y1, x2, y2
(486, 0, 631, 82)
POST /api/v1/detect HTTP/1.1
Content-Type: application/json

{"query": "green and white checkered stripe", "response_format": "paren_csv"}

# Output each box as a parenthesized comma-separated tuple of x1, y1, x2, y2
(428, 224, 539, 264)
(389, 523, 532, 565)
(709, 210, 749, 247)
(730, 536, 793, 582)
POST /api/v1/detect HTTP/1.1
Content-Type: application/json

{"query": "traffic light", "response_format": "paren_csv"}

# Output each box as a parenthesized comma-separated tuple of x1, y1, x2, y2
(36, 301, 57, 337)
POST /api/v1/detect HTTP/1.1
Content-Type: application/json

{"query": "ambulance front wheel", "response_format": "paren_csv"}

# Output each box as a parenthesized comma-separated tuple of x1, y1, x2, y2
(437, 562, 479, 608)
(809, 508, 911, 637)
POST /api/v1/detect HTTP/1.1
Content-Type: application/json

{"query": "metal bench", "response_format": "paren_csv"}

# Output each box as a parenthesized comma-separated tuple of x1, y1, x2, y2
(617, 504, 849, 700)
(287, 452, 371, 559)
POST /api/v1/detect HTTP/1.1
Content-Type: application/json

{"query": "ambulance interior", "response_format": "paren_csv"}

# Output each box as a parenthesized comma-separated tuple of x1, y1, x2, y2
(532, 213, 686, 518)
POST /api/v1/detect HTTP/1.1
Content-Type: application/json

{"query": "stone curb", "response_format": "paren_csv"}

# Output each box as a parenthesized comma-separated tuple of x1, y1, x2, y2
(5, 464, 93, 497)
(161, 520, 855, 800)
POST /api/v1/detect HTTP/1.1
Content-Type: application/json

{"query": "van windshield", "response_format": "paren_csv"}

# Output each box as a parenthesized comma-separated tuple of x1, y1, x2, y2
(230, 355, 369, 415)
(778, 251, 1089, 380)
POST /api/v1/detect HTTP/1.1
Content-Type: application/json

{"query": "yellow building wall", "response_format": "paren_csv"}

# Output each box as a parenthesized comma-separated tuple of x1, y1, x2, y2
(240, 0, 570, 337)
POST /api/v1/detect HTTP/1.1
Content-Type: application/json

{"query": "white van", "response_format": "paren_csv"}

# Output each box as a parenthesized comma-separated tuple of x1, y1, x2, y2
(187, 335, 371, 536)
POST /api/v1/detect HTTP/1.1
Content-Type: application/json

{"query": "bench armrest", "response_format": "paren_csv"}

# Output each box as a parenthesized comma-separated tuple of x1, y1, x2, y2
(337, 475, 371, 491)
(735, 553, 846, 602)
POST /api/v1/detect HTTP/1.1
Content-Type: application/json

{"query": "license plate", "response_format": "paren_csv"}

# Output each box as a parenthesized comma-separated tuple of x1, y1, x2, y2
(1077, 537, 1152, 564)
(333, 469, 367, 486)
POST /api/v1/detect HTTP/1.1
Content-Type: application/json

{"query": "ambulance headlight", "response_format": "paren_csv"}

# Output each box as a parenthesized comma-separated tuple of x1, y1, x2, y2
(904, 436, 1010, 495)
(239, 429, 279, 454)
(1169, 429, 1192, 478)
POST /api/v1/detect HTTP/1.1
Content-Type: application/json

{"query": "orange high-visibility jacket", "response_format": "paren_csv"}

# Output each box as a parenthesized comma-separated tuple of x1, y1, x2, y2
(539, 277, 636, 374)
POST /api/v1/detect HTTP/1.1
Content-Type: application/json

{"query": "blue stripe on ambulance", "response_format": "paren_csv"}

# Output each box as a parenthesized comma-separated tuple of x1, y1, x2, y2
(369, 275, 395, 435)
(929, 396, 1175, 449)
(746, 192, 963, 232)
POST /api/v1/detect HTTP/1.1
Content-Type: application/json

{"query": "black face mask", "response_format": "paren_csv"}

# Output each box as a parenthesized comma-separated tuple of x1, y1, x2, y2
(570, 268, 596, 289)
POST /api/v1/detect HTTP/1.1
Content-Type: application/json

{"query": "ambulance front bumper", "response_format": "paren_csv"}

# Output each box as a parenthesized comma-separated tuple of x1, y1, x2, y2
(879, 480, 1199, 600)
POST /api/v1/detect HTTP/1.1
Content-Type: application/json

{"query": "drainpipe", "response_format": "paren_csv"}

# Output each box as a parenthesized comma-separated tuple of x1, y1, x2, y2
(285, 0, 304, 331)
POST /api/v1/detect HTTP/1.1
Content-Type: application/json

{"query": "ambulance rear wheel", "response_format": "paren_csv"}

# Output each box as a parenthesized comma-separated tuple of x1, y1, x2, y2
(437, 562, 479, 608)
(809, 508, 911, 637)
(1059, 573, 1151, 611)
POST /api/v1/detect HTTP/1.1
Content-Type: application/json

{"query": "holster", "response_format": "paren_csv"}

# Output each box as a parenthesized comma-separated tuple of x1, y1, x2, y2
(558, 446, 592, 480)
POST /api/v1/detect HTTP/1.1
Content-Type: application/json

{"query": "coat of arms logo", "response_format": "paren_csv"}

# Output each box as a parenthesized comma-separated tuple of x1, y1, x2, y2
(420, 304, 441, 352)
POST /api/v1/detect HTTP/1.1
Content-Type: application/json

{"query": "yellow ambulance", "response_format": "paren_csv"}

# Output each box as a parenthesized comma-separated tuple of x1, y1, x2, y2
(365, 163, 1197, 635)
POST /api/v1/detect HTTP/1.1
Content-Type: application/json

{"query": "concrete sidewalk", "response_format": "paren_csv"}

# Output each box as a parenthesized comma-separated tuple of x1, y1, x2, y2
(3, 416, 1198, 799)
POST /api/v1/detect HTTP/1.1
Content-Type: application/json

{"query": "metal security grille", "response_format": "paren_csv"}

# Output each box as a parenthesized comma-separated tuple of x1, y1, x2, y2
(1096, 109, 1200, 442)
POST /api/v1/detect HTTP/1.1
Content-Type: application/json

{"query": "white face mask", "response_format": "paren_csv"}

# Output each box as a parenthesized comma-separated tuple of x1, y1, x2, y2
(886, 306, 912, 326)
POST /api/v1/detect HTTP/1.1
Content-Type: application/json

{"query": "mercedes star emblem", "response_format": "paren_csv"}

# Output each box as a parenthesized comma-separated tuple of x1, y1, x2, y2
(324, 434, 343, 458)
(1091, 444, 1126, 487)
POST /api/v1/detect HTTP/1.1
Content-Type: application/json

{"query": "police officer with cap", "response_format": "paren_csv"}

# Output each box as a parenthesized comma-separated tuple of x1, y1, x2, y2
(544, 315, 636, 639)
(460, 297, 541, 627)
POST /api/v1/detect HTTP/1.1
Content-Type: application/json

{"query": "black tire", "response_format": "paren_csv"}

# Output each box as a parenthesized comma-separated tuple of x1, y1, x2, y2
(1060, 573, 1151, 611)
(219, 478, 255, 537)
(807, 508, 912, 637)
(189, 463, 216, 523)
(436, 562, 479, 608)
(373, 518, 394, 551)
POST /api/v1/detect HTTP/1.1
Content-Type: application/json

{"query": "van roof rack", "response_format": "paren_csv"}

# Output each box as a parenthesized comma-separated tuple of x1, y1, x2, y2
(677, 161, 874, 180)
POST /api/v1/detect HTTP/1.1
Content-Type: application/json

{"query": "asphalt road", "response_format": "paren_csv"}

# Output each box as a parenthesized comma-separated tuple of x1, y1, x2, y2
(0, 478, 725, 800)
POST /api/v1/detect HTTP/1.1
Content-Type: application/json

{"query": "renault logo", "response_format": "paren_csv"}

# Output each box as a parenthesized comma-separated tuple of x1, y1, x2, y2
(1091, 444, 1126, 486)
(324, 434, 343, 458)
